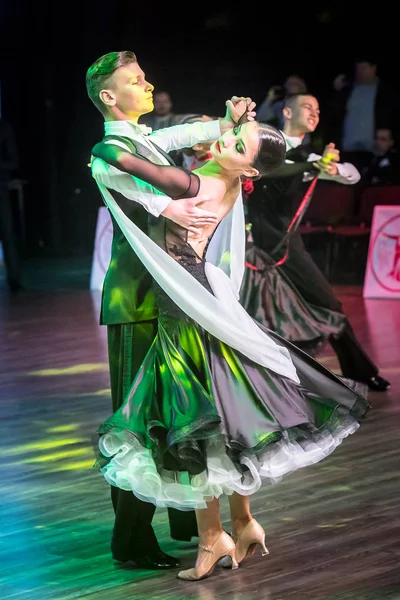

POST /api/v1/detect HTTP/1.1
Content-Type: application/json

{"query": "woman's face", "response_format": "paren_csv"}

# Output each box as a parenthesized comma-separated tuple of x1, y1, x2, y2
(211, 121, 260, 173)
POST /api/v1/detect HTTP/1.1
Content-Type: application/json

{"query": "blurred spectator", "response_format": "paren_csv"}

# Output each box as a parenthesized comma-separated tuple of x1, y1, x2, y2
(325, 56, 400, 173)
(0, 117, 22, 292)
(256, 74, 308, 129)
(139, 90, 181, 130)
(362, 127, 400, 185)
(176, 114, 214, 170)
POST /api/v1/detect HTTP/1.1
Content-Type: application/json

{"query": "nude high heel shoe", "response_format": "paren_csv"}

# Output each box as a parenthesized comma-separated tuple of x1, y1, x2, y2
(177, 531, 239, 581)
(233, 518, 269, 565)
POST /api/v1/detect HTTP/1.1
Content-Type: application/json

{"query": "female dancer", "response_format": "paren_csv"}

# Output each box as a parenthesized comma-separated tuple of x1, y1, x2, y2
(91, 119, 369, 581)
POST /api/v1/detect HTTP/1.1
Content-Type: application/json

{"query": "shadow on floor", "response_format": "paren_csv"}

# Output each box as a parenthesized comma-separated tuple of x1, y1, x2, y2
(0, 255, 94, 292)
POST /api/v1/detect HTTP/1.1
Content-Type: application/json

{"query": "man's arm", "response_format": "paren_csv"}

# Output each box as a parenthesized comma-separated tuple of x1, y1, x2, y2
(308, 153, 361, 184)
(92, 141, 200, 199)
(320, 161, 360, 184)
(92, 151, 172, 216)
(150, 119, 221, 154)
(150, 97, 256, 153)
(261, 154, 360, 184)
(262, 160, 319, 179)
(91, 141, 218, 234)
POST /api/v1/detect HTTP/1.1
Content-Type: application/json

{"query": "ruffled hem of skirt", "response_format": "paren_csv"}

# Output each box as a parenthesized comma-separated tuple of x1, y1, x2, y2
(97, 406, 361, 511)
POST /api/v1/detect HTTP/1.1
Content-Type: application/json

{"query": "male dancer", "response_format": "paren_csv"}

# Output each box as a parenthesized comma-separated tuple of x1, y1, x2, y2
(245, 93, 390, 392)
(86, 50, 255, 569)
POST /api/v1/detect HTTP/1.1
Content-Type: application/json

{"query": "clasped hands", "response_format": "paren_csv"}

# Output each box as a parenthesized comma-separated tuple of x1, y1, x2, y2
(220, 96, 257, 132)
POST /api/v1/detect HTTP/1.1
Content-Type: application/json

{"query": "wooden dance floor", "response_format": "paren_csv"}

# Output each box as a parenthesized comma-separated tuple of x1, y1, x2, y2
(1, 258, 399, 600)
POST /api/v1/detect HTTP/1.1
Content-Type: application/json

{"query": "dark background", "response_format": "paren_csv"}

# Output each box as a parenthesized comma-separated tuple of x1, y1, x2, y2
(0, 1, 397, 256)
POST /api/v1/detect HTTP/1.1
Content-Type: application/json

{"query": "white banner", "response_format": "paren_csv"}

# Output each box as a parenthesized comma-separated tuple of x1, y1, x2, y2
(90, 207, 113, 291)
(363, 204, 400, 298)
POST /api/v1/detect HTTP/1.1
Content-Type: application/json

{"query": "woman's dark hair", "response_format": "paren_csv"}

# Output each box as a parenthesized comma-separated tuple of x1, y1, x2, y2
(250, 123, 286, 179)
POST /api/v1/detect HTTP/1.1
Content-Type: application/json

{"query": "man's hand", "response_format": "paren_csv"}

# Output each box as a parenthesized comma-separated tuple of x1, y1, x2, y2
(312, 142, 339, 175)
(266, 85, 283, 103)
(313, 160, 339, 176)
(333, 74, 349, 92)
(219, 96, 257, 133)
(161, 196, 218, 236)
(321, 142, 340, 163)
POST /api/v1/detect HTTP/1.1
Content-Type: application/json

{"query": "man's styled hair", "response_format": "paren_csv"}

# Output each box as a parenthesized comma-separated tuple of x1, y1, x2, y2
(86, 51, 137, 114)
(283, 92, 315, 111)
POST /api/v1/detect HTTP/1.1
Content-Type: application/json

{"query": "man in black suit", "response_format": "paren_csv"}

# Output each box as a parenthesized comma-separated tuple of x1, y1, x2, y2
(246, 93, 390, 392)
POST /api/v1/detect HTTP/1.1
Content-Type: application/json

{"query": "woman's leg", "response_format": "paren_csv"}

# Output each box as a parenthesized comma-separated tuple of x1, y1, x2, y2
(195, 497, 224, 548)
(228, 492, 252, 537)
(228, 493, 268, 564)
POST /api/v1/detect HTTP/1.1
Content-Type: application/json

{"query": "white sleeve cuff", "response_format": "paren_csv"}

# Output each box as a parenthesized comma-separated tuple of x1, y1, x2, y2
(151, 196, 172, 217)
(204, 120, 223, 140)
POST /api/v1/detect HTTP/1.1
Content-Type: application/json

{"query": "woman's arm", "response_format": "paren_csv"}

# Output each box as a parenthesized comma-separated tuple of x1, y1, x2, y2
(91, 141, 200, 199)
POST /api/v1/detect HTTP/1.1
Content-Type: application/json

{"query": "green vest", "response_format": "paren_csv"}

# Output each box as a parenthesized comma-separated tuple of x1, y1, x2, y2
(98, 135, 160, 325)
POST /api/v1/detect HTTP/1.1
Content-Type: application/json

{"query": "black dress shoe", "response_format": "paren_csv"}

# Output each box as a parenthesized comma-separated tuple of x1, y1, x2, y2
(365, 375, 391, 392)
(113, 548, 180, 569)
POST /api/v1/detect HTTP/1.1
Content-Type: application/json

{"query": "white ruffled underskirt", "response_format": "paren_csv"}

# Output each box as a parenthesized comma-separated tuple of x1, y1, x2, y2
(99, 417, 359, 511)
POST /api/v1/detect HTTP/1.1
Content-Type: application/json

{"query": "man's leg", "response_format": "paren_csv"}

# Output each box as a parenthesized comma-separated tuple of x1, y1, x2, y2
(168, 507, 198, 542)
(107, 321, 178, 567)
(108, 321, 157, 561)
(107, 321, 198, 565)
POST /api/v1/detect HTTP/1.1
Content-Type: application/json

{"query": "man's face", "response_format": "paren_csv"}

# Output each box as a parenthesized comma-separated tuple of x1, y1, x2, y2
(104, 61, 154, 118)
(355, 61, 377, 84)
(153, 92, 172, 116)
(374, 128, 394, 156)
(287, 95, 320, 133)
